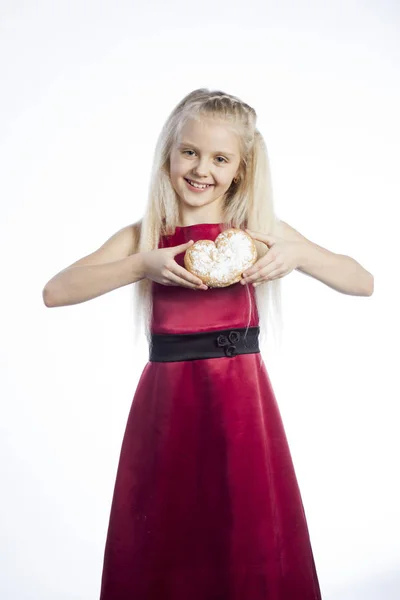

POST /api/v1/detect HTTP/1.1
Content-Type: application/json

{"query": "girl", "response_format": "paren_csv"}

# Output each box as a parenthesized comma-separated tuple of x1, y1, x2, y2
(43, 88, 374, 600)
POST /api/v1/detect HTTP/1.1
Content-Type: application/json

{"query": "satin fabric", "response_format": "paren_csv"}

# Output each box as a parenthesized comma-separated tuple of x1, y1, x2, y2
(99, 223, 322, 600)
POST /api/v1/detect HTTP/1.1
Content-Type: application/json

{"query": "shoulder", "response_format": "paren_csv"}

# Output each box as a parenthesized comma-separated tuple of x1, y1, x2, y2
(102, 220, 142, 255)
(275, 219, 310, 243)
(66, 220, 142, 268)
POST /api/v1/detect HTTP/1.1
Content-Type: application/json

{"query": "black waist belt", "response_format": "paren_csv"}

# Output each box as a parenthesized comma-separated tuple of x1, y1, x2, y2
(149, 326, 260, 363)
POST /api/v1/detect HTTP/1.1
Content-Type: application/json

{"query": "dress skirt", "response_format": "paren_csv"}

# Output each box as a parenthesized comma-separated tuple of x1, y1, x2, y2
(99, 223, 321, 600)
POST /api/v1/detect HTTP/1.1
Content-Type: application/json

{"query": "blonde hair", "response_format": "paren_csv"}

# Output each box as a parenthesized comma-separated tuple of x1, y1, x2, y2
(134, 88, 283, 352)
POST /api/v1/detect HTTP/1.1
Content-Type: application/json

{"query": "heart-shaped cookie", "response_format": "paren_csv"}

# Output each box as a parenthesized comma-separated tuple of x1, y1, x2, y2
(184, 228, 258, 288)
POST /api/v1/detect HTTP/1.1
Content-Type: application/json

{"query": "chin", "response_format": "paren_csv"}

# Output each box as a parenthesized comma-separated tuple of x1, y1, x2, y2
(180, 196, 214, 209)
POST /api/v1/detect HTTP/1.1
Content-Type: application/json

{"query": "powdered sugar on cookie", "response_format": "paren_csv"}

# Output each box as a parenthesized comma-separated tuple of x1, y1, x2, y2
(184, 229, 258, 288)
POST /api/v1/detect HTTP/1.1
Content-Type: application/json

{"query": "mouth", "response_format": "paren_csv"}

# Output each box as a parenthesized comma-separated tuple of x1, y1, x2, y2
(184, 178, 214, 191)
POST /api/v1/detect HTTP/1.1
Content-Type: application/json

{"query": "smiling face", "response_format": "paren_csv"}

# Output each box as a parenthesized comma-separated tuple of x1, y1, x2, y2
(168, 117, 242, 221)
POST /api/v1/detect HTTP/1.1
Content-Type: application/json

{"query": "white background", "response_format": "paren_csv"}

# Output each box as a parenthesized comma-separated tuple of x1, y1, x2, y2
(1, 1, 399, 598)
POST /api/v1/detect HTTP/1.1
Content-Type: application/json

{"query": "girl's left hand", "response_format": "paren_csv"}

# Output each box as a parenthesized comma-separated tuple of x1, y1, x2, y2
(241, 229, 301, 287)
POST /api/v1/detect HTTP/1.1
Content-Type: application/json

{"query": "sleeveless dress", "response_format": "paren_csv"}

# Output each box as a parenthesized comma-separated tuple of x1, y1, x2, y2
(99, 223, 322, 600)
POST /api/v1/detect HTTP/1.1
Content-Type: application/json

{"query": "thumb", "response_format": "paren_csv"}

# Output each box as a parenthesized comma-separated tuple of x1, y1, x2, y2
(246, 229, 276, 247)
(171, 239, 194, 256)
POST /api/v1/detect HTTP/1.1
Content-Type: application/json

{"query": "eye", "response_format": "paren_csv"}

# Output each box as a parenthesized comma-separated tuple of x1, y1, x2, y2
(182, 150, 196, 156)
(216, 156, 228, 164)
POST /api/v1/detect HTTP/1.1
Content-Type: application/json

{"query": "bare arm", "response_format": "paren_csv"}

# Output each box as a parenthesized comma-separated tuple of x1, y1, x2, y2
(42, 222, 207, 307)
(42, 223, 143, 307)
(277, 219, 374, 296)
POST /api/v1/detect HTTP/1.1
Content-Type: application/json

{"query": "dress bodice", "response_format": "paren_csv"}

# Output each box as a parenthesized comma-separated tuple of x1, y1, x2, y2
(151, 223, 259, 334)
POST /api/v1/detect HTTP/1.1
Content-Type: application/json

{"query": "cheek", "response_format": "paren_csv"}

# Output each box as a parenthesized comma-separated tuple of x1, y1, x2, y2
(169, 156, 186, 180)
(168, 158, 180, 185)
(221, 170, 237, 187)
(168, 163, 188, 197)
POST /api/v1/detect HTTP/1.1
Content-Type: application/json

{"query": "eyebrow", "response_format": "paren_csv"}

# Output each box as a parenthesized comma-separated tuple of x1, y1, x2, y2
(178, 141, 236, 158)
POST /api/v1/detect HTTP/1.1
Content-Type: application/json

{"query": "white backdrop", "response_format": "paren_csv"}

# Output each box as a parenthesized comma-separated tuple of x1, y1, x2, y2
(1, 1, 398, 599)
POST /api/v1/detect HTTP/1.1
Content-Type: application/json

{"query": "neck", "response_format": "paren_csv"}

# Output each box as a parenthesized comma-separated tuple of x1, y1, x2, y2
(178, 204, 224, 227)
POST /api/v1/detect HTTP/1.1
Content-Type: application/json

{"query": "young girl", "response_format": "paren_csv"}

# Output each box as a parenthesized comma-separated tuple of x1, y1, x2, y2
(43, 88, 373, 600)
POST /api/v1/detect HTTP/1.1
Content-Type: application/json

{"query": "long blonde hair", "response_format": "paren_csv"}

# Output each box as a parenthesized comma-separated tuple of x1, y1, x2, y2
(134, 88, 283, 351)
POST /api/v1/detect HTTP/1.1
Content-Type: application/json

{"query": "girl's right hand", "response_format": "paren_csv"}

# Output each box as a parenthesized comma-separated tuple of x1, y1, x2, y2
(140, 240, 208, 290)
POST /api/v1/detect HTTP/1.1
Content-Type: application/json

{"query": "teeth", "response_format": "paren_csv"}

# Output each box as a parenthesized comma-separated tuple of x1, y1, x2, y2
(187, 179, 210, 189)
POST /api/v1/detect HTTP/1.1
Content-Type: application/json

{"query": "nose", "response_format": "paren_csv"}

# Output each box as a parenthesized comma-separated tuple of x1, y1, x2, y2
(192, 156, 210, 178)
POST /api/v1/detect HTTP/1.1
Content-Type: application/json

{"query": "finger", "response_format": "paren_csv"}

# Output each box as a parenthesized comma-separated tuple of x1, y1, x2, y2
(246, 229, 276, 247)
(172, 263, 208, 289)
(171, 239, 195, 257)
(262, 268, 284, 281)
(252, 269, 284, 286)
(242, 260, 275, 282)
(241, 264, 277, 284)
(242, 258, 272, 278)
(167, 270, 207, 290)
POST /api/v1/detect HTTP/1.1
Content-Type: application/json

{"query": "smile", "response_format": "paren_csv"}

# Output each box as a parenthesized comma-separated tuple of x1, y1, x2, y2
(185, 178, 214, 190)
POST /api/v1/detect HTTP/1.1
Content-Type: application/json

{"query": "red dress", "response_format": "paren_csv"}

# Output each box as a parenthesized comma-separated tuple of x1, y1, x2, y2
(100, 223, 322, 600)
